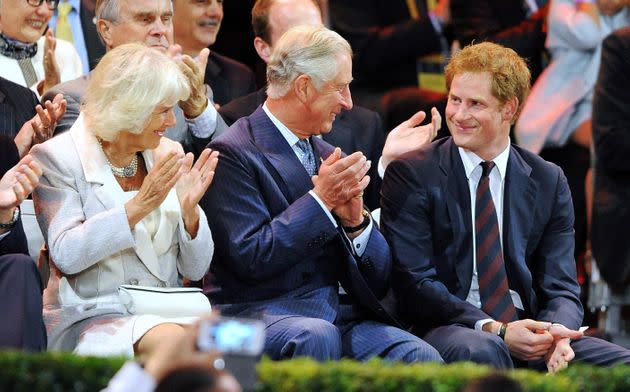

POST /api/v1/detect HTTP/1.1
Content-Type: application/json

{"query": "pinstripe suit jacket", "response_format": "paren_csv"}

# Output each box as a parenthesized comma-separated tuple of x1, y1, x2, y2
(0, 77, 38, 138)
(200, 107, 399, 326)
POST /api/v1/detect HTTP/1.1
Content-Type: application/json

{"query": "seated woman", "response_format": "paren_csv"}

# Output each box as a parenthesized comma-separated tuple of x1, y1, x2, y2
(0, 0, 83, 96)
(31, 43, 219, 357)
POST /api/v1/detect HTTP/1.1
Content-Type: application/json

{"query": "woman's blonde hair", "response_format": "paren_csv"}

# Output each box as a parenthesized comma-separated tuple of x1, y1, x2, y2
(82, 43, 190, 141)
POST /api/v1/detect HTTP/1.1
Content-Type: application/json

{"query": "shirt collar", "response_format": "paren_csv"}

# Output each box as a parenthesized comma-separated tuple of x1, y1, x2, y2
(458, 138, 511, 181)
(262, 101, 301, 147)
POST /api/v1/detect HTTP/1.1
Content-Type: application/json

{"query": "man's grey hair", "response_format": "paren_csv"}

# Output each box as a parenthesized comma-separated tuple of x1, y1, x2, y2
(82, 43, 190, 142)
(96, 0, 121, 22)
(96, 0, 174, 22)
(266, 25, 352, 99)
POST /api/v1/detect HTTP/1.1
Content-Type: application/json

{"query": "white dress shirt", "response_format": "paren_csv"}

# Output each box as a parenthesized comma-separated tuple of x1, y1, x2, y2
(457, 142, 524, 330)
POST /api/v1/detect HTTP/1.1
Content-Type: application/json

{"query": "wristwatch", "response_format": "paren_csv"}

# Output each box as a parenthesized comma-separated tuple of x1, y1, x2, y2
(342, 210, 371, 233)
(0, 207, 20, 229)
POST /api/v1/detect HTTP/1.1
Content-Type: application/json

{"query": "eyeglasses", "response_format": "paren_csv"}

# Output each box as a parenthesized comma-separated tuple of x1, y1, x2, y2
(26, 0, 59, 10)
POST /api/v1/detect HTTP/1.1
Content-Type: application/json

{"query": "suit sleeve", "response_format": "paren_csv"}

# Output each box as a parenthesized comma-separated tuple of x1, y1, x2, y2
(381, 157, 488, 328)
(532, 166, 583, 329)
(0, 136, 29, 256)
(593, 29, 630, 172)
(200, 142, 340, 283)
(175, 206, 213, 281)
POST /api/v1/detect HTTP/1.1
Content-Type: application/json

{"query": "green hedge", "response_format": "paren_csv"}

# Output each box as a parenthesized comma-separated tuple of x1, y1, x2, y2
(0, 350, 629, 391)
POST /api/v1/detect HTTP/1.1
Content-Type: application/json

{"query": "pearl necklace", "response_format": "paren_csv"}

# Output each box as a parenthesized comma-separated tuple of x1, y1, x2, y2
(97, 138, 139, 178)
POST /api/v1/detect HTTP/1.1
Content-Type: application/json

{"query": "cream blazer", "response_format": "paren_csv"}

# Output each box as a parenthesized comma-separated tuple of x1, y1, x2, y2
(31, 114, 213, 308)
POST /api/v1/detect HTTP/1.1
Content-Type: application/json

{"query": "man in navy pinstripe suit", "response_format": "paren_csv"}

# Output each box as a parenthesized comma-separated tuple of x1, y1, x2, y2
(200, 25, 442, 362)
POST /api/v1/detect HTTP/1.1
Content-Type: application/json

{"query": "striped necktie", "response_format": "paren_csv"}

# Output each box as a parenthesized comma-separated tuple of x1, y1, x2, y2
(475, 161, 518, 323)
(56, 1, 74, 43)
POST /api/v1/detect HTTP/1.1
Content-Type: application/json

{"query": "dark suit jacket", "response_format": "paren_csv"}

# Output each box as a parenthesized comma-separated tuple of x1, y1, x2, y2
(450, 0, 548, 80)
(201, 107, 398, 326)
(0, 135, 28, 256)
(380, 138, 582, 333)
(219, 88, 385, 209)
(591, 28, 630, 288)
(329, 0, 443, 90)
(205, 51, 256, 106)
(0, 77, 39, 138)
(80, 0, 105, 71)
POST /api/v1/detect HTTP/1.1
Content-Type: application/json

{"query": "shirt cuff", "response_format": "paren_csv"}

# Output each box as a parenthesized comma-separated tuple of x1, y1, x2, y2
(344, 218, 373, 257)
(308, 190, 337, 228)
(475, 318, 495, 331)
(0, 230, 11, 241)
(185, 99, 217, 138)
(377, 156, 386, 179)
(101, 362, 156, 392)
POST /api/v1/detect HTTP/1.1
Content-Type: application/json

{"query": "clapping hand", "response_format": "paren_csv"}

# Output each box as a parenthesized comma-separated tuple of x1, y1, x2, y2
(176, 148, 219, 211)
(0, 155, 42, 211)
(126, 150, 184, 229)
(312, 148, 371, 211)
(42, 30, 61, 95)
(177, 48, 211, 119)
(14, 94, 67, 158)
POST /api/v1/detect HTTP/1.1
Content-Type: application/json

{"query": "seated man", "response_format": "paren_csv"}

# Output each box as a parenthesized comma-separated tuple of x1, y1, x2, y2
(219, 0, 439, 210)
(380, 41, 630, 372)
(0, 134, 46, 351)
(173, 0, 257, 106)
(43, 0, 228, 155)
(201, 25, 442, 363)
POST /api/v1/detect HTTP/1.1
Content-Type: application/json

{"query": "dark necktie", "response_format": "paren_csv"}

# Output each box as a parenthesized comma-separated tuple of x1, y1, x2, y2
(475, 161, 518, 323)
(296, 138, 317, 176)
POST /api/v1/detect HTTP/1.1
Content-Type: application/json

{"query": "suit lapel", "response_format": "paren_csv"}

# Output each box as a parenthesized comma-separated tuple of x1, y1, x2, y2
(441, 140, 474, 293)
(249, 107, 316, 202)
(503, 146, 537, 289)
(70, 114, 120, 211)
(205, 54, 228, 104)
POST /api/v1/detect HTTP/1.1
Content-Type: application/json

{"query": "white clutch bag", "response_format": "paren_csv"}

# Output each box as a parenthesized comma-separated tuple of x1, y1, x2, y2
(118, 285, 212, 318)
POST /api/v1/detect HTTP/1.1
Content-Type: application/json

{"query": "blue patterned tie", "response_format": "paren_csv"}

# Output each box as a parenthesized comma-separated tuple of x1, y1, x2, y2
(476, 161, 518, 323)
(296, 138, 317, 176)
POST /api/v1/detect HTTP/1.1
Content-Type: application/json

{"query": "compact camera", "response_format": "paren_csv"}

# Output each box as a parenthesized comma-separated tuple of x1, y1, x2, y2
(197, 316, 265, 356)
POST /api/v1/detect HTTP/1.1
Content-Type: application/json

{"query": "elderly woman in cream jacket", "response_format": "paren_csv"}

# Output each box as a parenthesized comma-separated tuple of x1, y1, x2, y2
(31, 43, 218, 357)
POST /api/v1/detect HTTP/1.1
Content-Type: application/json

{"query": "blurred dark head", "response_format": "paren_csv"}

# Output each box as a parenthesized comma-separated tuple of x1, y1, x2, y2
(463, 373, 524, 392)
(155, 366, 242, 392)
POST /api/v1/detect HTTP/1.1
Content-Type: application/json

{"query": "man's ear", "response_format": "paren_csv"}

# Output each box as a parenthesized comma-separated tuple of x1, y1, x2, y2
(97, 19, 114, 49)
(502, 97, 519, 124)
(293, 74, 311, 104)
(254, 37, 272, 63)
